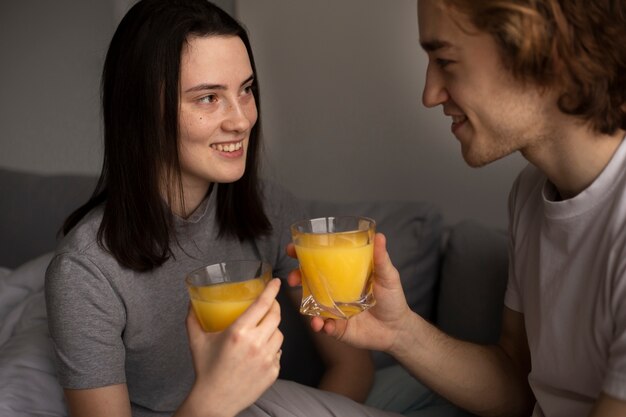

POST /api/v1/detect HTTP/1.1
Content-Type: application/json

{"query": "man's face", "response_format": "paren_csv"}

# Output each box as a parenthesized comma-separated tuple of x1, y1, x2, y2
(417, 0, 558, 167)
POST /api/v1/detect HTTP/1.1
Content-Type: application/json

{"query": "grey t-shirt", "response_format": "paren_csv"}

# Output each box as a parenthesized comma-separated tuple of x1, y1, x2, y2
(45, 181, 307, 415)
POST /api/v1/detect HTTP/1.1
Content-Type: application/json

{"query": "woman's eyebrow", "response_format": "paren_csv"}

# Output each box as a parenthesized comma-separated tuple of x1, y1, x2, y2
(184, 74, 255, 93)
(240, 74, 255, 86)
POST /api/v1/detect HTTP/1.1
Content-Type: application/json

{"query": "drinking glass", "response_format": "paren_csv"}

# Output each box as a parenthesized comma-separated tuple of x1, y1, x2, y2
(291, 216, 376, 319)
(186, 260, 272, 332)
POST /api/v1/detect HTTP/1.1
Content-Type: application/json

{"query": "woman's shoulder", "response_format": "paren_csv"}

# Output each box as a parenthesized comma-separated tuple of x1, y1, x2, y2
(53, 205, 106, 263)
(45, 205, 127, 295)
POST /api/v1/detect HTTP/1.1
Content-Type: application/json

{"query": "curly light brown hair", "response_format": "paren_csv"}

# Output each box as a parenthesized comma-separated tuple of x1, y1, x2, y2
(443, 0, 626, 135)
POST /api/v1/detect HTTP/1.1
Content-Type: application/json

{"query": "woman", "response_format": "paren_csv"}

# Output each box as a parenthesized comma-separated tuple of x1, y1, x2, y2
(44, 1, 373, 416)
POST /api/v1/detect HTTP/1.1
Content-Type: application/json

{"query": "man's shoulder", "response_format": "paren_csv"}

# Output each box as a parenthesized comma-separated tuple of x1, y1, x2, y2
(508, 163, 545, 207)
(514, 163, 545, 191)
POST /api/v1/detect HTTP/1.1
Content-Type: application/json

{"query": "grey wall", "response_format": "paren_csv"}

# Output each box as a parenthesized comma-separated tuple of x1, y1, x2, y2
(0, 0, 115, 175)
(237, 0, 527, 229)
(0, 0, 523, 229)
(0, 0, 234, 177)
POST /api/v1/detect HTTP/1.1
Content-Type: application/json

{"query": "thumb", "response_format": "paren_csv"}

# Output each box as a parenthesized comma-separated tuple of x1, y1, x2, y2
(373, 233, 401, 289)
(186, 303, 205, 341)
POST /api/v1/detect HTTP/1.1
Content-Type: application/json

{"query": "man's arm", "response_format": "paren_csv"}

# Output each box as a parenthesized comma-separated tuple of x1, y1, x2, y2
(292, 234, 535, 417)
(390, 306, 534, 417)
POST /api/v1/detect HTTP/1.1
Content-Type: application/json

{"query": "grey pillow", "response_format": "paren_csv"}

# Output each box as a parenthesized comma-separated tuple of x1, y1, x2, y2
(0, 168, 97, 268)
(436, 220, 508, 344)
(304, 200, 443, 368)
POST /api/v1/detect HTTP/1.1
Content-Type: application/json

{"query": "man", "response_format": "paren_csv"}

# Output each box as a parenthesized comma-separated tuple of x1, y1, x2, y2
(289, 1, 626, 416)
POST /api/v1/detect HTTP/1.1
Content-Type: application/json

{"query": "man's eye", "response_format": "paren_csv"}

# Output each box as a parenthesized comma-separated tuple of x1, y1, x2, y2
(199, 94, 218, 104)
(436, 58, 453, 68)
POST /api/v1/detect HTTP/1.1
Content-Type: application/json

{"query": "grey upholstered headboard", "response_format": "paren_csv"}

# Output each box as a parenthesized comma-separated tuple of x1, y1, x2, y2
(0, 168, 97, 268)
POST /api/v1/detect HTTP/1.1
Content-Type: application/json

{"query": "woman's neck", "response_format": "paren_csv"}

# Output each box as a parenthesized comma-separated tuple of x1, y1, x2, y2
(168, 180, 213, 219)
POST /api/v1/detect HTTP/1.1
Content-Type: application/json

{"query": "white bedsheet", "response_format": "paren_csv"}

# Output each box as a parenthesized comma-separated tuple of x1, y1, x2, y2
(0, 253, 68, 417)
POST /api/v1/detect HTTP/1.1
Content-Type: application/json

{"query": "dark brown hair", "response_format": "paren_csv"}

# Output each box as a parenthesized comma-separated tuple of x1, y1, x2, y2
(444, 0, 626, 134)
(63, 0, 271, 271)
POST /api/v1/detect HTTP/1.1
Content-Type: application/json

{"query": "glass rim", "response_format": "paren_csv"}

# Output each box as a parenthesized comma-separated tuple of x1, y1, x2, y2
(185, 259, 272, 287)
(290, 215, 376, 235)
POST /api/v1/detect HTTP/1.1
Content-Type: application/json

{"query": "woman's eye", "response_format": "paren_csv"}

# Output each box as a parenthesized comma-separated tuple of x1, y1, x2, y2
(243, 84, 255, 95)
(199, 94, 218, 104)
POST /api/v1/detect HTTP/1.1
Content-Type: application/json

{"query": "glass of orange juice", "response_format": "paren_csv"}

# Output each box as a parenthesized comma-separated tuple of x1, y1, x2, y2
(185, 260, 272, 332)
(291, 216, 376, 319)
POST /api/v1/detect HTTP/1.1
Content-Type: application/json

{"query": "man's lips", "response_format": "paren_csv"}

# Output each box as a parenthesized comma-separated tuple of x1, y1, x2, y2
(449, 114, 468, 134)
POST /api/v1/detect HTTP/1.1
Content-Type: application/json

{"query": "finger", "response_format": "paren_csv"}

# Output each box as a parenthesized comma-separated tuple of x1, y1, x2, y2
(266, 328, 284, 355)
(186, 302, 204, 340)
(322, 318, 348, 342)
(255, 299, 282, 338)
(310, 316, 325, 332)
(287, 268, 302, 287)
(272, 347, 282, 377)
(267, 332, 284, 372)
(322, 319, 337, 336)
(235, 278, 281, 327)
(373, 233, 402, 290)
(286, 242, 298, 259)
(373, 233, 391, 268)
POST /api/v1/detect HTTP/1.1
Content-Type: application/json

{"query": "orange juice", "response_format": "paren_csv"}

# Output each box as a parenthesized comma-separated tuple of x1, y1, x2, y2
(189, 277, 267, 332)
(295, 231, 374, 318)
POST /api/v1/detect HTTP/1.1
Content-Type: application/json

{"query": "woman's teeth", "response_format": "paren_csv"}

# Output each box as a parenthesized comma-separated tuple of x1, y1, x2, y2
(211, 142, 242, 152)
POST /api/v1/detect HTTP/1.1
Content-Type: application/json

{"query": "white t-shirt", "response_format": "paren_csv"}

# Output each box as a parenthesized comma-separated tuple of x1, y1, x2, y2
(505, 136, 626, 417)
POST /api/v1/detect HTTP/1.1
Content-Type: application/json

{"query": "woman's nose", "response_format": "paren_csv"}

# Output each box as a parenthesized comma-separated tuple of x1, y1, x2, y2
(221, 100, 253, 132)
(422, 61, 450, 108)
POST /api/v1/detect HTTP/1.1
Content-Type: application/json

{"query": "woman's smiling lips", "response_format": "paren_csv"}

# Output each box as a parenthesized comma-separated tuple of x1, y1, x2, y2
(210, 140, 244, 158)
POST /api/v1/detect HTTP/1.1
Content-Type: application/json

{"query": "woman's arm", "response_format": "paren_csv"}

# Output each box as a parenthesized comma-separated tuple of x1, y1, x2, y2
(589, 393, 626, 417)
(176, 279, 284, 416)
(64, 385, 132, 417)
(63, 279, 284, 417)
(285, 288, 374, 402)
(310, 327, 374, 403)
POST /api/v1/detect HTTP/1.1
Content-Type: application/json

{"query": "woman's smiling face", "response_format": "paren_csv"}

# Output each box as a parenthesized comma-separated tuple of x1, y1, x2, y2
(177, 35, 257, 199)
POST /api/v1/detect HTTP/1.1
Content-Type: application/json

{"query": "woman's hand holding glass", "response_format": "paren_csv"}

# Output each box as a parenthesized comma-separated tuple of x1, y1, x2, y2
(179, 278, 283, 417)
(288, 233, 415, 355)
